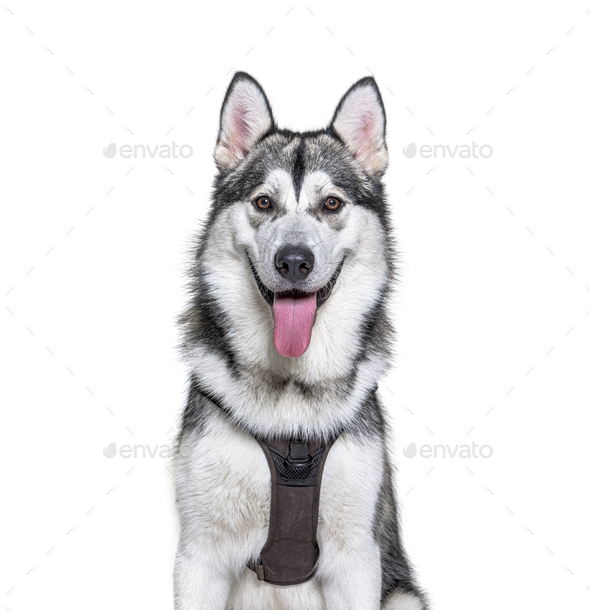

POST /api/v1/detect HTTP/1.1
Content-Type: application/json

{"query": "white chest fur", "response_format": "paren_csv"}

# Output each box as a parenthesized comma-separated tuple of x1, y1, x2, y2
(175, 406, 385, 610)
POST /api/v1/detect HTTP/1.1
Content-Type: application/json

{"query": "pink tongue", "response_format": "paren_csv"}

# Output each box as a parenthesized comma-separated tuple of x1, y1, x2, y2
(272, 292, 317, 358)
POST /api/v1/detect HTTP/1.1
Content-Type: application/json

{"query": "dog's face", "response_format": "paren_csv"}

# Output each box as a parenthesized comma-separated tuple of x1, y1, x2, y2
(205, 73, 392, 362)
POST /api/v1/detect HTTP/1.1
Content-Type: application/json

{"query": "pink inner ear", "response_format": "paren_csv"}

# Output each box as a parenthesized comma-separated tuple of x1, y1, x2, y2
(228, 100, 250, 156)
(216, 78, 273, 169)
(333, 83, 387, 173)
(354, 108, 378, 156)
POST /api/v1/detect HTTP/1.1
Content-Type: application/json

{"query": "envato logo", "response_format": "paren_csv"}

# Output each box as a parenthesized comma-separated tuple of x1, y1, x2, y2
(103, 442, 183, 459)
(102, 142, 193, 159)
(403, 442, 493, 459)
(403, 142, 493, 159)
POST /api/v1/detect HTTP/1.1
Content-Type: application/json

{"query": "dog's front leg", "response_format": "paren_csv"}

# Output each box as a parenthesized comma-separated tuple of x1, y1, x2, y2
(317, 536, 382, 610)
(174, 541, 233, 610)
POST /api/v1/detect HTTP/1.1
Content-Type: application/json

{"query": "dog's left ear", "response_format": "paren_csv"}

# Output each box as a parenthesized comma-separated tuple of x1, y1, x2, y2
(330, 77, 388, 176)
(214, 72, 275, 170)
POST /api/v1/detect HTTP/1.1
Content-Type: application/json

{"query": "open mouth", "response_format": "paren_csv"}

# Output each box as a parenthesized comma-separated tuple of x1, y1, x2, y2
(249, 257, 344, 358)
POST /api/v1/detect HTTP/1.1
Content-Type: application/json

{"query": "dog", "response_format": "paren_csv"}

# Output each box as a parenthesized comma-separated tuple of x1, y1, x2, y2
(174, 72, 428, 610)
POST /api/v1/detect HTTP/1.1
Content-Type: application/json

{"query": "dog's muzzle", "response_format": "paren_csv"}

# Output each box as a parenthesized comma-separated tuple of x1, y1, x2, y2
(249, 256, 345, 358)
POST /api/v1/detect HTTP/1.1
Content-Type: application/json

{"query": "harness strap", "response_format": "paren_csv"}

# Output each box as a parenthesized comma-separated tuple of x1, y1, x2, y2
(249, 437, 333, 586)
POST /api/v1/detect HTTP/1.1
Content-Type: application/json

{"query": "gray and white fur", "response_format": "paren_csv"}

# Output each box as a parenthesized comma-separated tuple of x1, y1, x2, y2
(174, 72, 428, 610)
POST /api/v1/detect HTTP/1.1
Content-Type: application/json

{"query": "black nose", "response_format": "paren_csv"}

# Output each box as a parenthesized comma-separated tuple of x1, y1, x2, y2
(275, 246, 315, 282)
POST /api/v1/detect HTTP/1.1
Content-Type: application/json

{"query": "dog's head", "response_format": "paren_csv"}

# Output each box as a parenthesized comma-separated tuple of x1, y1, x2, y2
(193, 72, 393, 367)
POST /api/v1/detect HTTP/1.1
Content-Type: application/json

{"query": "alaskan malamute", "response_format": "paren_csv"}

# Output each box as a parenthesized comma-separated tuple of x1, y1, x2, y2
(174, 72, 428, 610)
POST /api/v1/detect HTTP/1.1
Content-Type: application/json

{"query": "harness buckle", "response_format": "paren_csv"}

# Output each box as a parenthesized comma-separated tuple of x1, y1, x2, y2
(287, 441, 311, 465)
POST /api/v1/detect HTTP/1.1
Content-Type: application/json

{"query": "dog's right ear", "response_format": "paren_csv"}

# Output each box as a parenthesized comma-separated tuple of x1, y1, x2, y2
(214, 72, 275, 170)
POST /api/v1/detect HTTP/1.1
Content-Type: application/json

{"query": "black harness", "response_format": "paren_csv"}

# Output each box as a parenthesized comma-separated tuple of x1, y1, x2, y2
(248, 437, 334, 586)
(193, 385, 337, 586)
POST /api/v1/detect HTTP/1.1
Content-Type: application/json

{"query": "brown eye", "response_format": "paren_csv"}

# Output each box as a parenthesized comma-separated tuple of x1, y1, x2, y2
(254, 196, 272, 210)
(324, 197, 343, 212)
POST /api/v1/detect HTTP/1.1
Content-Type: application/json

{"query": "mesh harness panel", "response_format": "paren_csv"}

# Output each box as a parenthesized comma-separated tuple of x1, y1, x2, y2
(248, 438, 334, 586)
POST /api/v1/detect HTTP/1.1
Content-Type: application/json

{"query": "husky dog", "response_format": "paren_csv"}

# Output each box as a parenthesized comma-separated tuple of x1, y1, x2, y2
(175, 72, 427, 610)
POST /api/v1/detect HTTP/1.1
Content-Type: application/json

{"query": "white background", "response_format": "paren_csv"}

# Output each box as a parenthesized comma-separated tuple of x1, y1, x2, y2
(1, 1, 589, 608)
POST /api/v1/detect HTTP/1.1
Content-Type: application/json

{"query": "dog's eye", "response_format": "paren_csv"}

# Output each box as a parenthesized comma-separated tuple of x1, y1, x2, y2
(254, 196, 272, 210)
(324, 197, 343, 212)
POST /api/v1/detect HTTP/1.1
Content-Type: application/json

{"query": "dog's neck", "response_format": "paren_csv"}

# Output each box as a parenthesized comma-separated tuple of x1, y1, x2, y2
(186, 343, 387, 440)
(184, 282, 392, 440)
